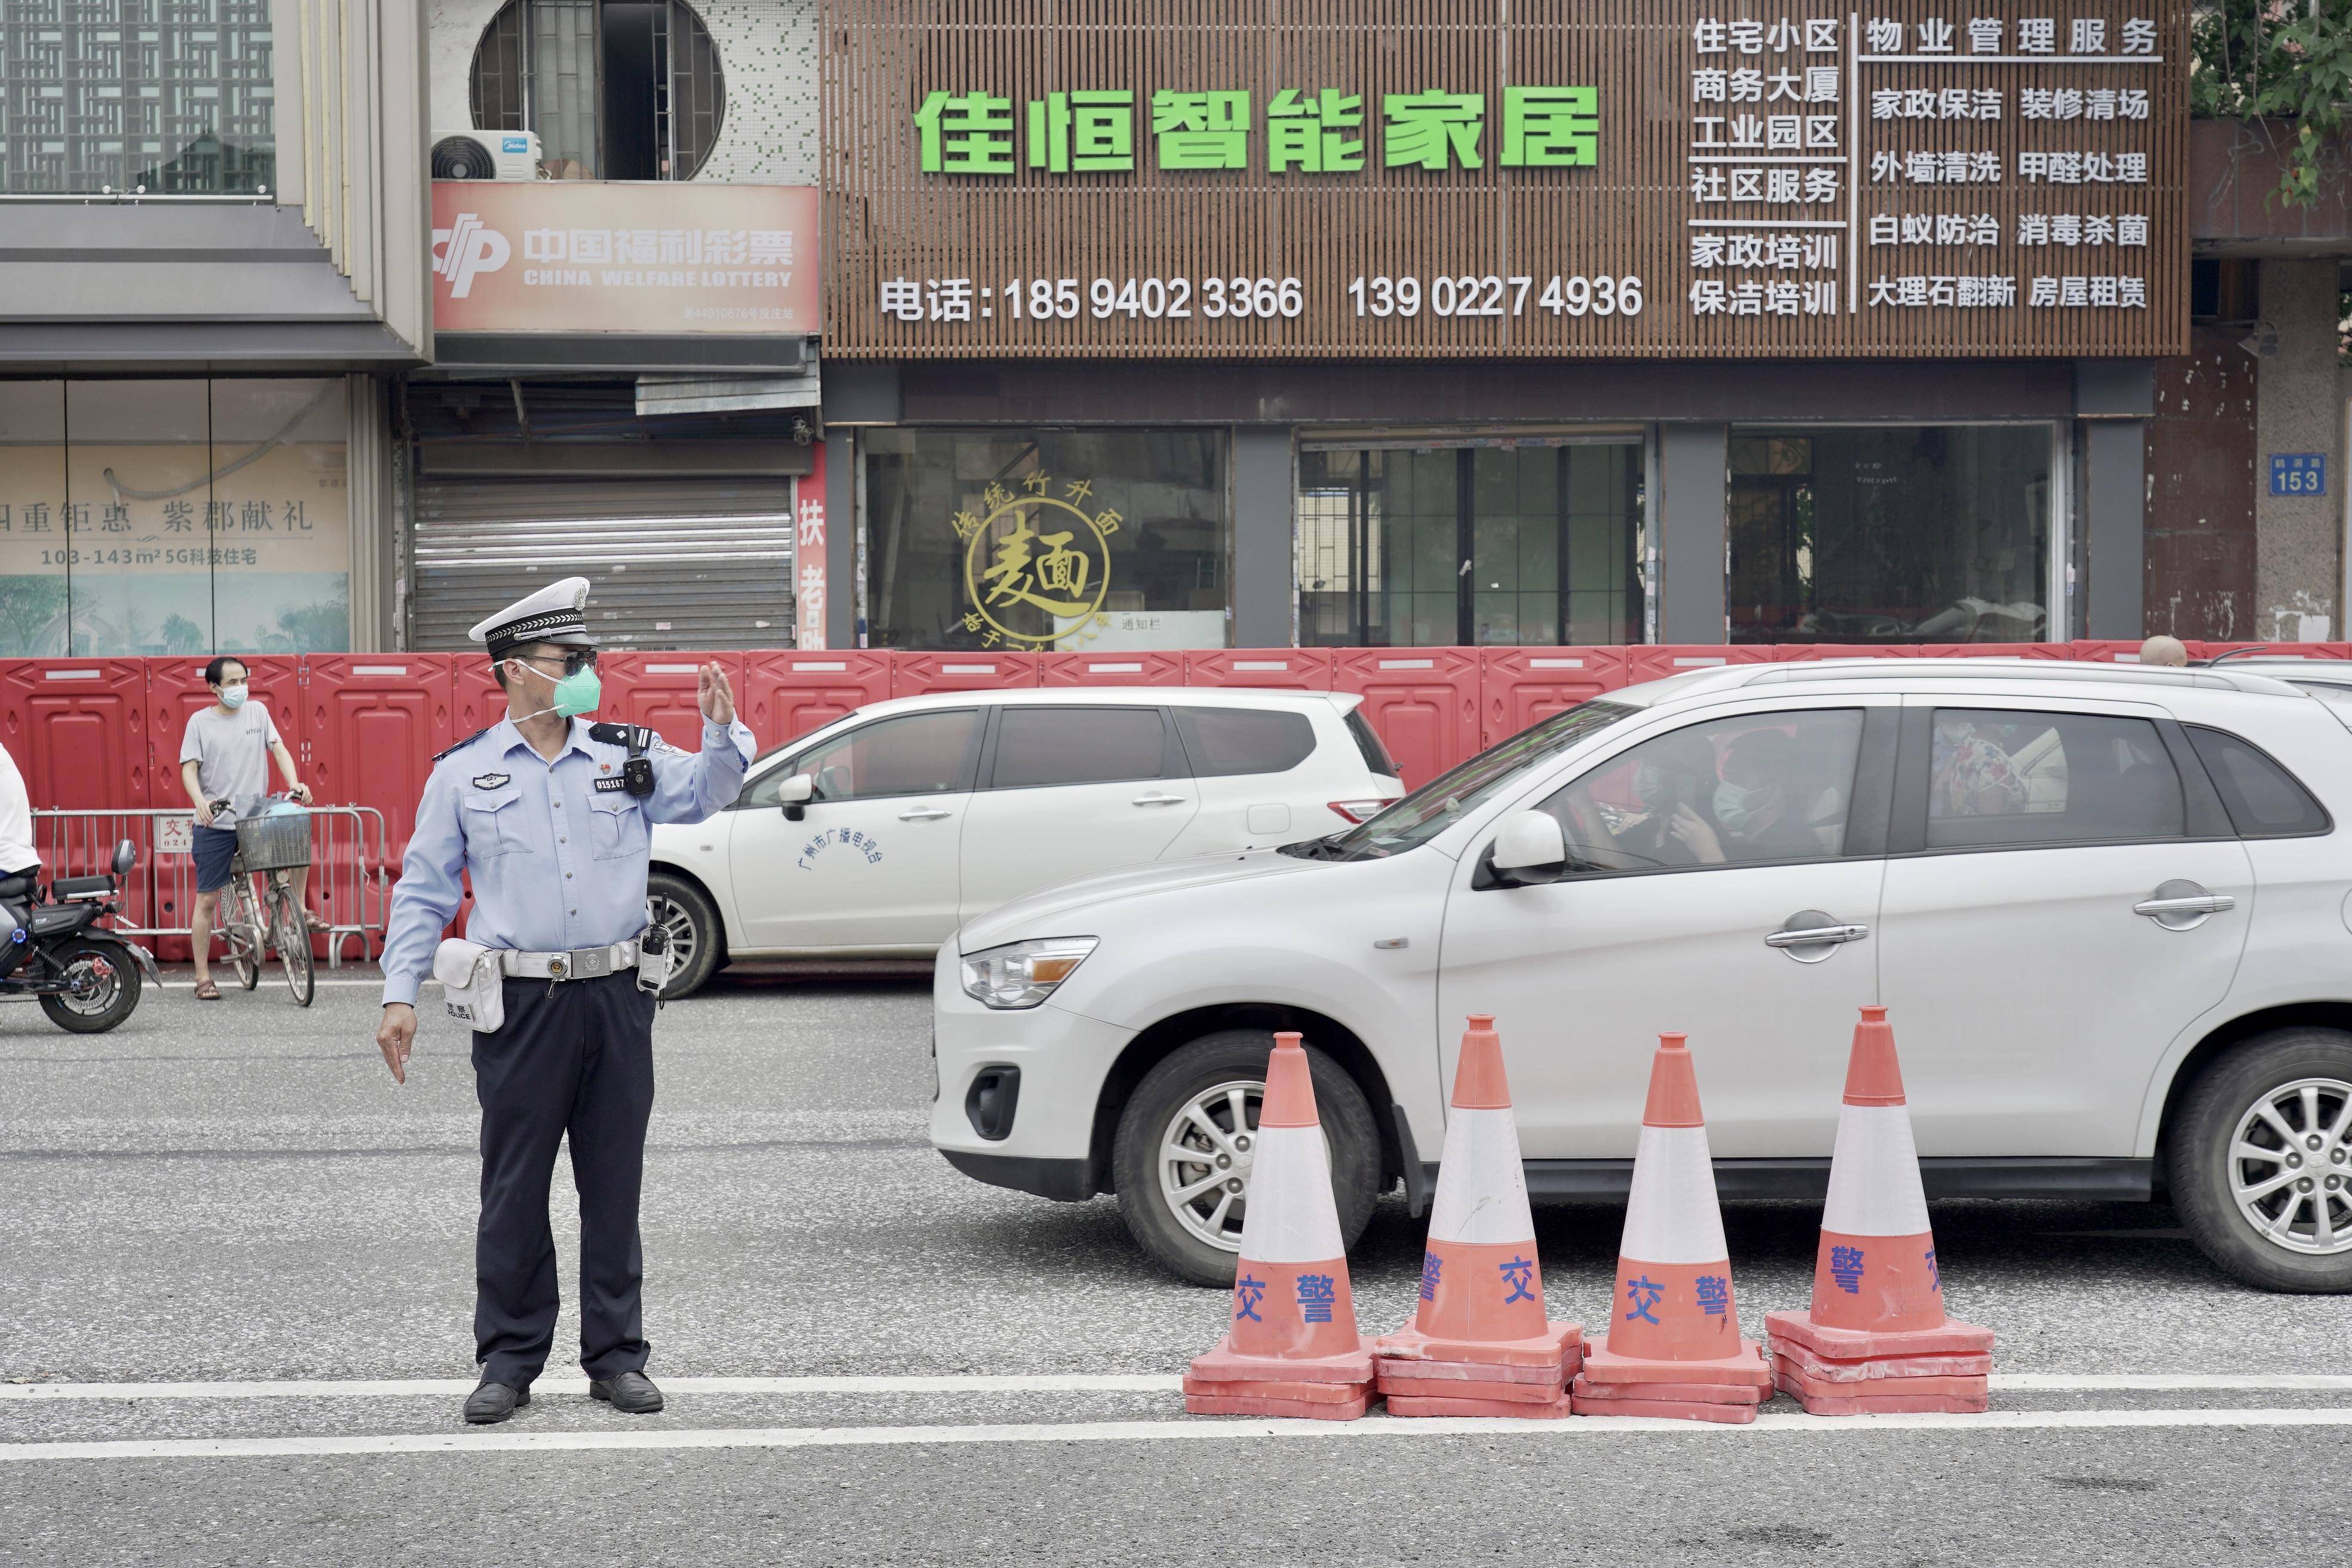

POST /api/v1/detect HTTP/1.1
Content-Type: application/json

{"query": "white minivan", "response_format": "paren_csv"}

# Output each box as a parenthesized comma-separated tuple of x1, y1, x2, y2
(932, 659, 2352, 1293)
(646, 687, 1401, 996)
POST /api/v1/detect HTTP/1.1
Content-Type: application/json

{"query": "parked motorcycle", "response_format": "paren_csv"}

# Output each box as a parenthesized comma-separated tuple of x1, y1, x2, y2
(0, 840, 163, 1033)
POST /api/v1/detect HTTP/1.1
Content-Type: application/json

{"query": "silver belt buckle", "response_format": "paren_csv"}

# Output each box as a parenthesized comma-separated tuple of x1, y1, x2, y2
(570, 944, 614, 979)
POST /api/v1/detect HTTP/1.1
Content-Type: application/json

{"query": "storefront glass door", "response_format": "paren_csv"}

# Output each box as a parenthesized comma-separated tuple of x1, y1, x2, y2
(1297, 440, 1642, 647)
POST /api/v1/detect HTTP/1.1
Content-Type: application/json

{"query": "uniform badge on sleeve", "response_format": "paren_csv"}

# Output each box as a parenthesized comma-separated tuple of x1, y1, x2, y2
(472, 773, 511, 790)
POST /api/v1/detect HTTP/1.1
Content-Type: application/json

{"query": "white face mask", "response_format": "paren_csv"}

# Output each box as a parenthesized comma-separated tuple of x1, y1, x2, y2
(219, 683, 249, 710)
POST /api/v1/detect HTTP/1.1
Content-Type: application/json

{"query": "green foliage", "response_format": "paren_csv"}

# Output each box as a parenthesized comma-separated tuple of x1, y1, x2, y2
(2191, 0, 2352, 208)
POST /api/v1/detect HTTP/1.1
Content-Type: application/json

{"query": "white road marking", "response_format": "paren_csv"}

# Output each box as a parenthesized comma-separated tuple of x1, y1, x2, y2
(6, 1408, 2352, 1463)
(7, 1371, 2352, 1402)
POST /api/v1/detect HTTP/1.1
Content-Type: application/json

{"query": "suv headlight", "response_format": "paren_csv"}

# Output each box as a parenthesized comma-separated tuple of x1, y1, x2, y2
(959, 937, 1099, 1010)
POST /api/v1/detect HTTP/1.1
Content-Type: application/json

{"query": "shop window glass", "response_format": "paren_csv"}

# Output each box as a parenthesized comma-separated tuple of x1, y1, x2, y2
(1, 0, 274, 194)
(0, 378, 347, 656)
(862, 430, 1229, 652)
(1298, 442, 1641, 648)
(1728, 425, 2051, 644)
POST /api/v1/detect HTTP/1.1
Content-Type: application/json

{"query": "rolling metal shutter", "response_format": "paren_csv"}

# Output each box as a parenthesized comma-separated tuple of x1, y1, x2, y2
(409, 474, 796, 651)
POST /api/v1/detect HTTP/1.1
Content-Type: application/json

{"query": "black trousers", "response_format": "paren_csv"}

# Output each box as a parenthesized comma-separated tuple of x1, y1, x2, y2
(471, 970, 657, 1388)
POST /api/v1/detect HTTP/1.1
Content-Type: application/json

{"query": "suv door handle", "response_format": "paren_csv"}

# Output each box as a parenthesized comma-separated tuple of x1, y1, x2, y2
(1131, 792, 1188, 807)
(1764, 923, 1871, 948)
(2135, 881, 2234, 930)
(898, 806, 954, 822)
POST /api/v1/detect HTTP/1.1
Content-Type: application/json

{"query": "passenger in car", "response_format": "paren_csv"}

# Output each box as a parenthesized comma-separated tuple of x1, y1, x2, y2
(1932, 716, 2030, 817)
(1676, 728, 1848, 863)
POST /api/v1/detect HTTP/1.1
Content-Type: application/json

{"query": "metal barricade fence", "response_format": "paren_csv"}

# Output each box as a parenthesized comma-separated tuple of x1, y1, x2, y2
(31, 806, 391, 969)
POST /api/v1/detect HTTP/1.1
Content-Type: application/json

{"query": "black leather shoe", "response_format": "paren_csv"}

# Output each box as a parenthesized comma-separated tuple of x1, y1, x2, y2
(589, 1371, 664, 1414)
(463, 1381, 529, 1425)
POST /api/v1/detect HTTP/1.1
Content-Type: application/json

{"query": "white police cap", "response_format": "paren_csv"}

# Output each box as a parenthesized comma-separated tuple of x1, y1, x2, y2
(470, 576, 598, 660)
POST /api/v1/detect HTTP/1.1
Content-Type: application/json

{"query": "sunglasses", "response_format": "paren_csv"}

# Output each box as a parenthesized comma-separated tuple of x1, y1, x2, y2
(512, 649, 598, 677)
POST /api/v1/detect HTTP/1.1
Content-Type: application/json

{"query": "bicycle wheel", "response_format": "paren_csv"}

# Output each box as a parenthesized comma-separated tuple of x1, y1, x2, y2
(268, 879, 315, 1007)
(217, 878, 260, 991)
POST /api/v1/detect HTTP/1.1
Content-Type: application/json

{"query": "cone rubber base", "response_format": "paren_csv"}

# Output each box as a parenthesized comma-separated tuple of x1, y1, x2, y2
(1379, 1371, 1566, 1403)
(1569, 1392, 1760, 1424)
(1183, 1375, 1368, 1404)
(1185, 1391, 1370, 1420)
(1189, 1336, 1376, 1385)
(1773, 1337, 1993, 1382)
(1385, 1389, 1576, 1420)
(1580, 1337, 1772, 1389)
(1765, 1309, 1993, 1361)
(1374, 1354, 1573, 1387)
(1573, 1374, 1766, 1407)
(1374, 1319, 1583, 1371)
(1772, 1357, 1987, 1401)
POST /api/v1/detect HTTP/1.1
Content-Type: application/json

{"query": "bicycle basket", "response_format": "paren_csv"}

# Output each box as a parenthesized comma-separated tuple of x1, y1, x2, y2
(233, 810, 313, 872)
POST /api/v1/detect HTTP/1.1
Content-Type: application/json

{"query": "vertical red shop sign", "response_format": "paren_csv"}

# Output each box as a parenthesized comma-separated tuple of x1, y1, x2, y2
(796, 443, 828, 650)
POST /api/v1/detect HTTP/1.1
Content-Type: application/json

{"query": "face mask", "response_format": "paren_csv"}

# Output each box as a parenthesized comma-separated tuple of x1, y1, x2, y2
(218, 684, 248, 709)
(507, 658, 601, 721)
(1714, 779, 1778, 835)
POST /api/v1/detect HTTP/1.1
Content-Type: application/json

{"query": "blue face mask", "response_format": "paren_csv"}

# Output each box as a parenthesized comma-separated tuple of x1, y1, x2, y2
(218, 683, 248, 710)
(1714, 779, 1778, 835)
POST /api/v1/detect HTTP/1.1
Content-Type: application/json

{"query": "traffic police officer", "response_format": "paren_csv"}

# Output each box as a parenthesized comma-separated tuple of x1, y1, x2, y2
(373, 576, 752, 1426)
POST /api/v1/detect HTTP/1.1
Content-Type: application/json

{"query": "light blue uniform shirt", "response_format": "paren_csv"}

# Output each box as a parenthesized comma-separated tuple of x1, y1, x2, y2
(379, 713, 754, 1006)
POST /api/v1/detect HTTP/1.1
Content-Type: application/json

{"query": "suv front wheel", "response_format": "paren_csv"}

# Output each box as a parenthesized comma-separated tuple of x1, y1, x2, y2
(2170, 1027, 2352, 1292)
(1110, 1029, 1383, 1287)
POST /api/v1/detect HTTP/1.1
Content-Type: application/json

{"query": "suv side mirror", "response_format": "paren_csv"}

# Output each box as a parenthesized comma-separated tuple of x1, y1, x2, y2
(777, 771, 814, 821)
(1486, 810, 1567, 887)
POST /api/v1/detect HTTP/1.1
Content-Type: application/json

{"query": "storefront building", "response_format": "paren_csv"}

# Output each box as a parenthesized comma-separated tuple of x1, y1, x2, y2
(817, 0, 2193, 654)
(0, 0, 433, 656)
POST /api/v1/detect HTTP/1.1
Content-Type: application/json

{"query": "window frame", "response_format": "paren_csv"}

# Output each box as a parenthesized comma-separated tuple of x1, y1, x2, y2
(975, 704, 1190, 793)
(1886, 700, 2236, 857)
(1471, 700, 1897, 888)
(732, 707, 985, 808)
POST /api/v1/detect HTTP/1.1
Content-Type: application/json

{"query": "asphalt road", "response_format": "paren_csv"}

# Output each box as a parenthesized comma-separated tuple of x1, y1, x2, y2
(4, 970, 2349, 1566)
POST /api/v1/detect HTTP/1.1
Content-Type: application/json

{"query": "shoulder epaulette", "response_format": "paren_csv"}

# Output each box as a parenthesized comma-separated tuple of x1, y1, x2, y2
(433, 725, 496, 762)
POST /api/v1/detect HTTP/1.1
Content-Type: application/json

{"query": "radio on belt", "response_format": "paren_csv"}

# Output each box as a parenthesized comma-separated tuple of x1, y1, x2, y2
(588, 721, 657, 798)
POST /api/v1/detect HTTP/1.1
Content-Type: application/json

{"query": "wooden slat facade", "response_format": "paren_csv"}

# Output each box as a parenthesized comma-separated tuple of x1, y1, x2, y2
(822, 0, 2188, 360)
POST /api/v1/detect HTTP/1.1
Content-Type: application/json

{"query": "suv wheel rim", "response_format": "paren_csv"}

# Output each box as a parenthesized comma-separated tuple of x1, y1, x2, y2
(646, 893, 697, 979)
(1159, 1079, 1263, 1252)
(2228, 1076, 2352, 1255)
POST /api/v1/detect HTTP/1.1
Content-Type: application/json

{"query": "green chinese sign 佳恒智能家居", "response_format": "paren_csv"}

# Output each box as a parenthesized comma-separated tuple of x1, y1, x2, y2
(913, 87, 1598, 175)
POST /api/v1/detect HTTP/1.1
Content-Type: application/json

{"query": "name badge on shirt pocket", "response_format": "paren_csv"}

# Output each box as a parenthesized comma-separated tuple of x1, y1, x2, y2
(461, 783, 523, 858)
(587, 791, 647, 861)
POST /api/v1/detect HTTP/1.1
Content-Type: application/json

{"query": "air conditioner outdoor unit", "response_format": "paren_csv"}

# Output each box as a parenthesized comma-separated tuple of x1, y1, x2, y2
(430, 130, 541, 182)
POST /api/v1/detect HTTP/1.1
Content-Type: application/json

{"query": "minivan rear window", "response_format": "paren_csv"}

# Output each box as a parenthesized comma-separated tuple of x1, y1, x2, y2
(1345, 710, 1399, 778)
(1174, 707, 1317, 777)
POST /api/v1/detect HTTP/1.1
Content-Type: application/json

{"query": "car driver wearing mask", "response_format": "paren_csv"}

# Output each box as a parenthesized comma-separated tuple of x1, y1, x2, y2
(1670, 728, 1844, 865)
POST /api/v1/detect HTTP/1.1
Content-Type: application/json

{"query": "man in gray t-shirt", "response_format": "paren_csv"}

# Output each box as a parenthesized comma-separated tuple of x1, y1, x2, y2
(178, 656, 315, 1000)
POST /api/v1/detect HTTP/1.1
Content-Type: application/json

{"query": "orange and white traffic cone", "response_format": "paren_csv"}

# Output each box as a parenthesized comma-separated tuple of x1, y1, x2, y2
(1765, 1006, 1993, 1415)
(1184, 1031, 1374, 1420)
(1374, 1016, 1581, 1419)
(1573, 1033, 1769, 1423)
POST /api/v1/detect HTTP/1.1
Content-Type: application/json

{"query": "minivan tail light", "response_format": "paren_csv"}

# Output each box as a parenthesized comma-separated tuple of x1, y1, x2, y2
(1328, 798, 1399, 824)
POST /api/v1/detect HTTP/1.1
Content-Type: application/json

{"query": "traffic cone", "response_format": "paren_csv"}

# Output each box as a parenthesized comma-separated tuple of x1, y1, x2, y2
(1765, 1006, 1993, 1416)
(1573, 1033, 1768, 1423)
(1184, 1031, 1373, 1420)
(1374, 1016, 1581, 1420)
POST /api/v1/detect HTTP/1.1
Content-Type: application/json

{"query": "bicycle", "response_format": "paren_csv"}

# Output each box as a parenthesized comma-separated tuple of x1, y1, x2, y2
(215, 799, 316, 1007)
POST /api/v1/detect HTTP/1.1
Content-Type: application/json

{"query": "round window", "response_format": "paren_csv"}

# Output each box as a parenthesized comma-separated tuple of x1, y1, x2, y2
(468, 0, 725, 182)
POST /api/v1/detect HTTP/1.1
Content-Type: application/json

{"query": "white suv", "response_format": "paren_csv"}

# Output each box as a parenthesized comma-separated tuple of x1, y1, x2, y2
(647, 687, 1401, 996)
(932, 659, 2352, 1293)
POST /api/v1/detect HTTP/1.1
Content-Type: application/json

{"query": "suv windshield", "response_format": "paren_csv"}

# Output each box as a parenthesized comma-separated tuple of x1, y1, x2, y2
(1293, 700, 1638, 862)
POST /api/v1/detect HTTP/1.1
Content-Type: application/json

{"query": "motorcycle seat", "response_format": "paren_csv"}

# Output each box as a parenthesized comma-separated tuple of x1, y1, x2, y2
(0, 875, 32, 901)
(50, 875, 111, 899)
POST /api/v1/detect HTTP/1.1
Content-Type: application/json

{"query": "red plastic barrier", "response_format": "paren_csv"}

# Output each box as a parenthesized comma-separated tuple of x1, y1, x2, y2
(1622, 646, 1774, 685)
(1041, 649, 1189, 687)
(741, 649, 893, 750)
(451, 658, 507, 736)
(0, 659, 152, 811)
(1915, 643, 2070, 659)
(1479, 647, 1630, 747)
(298, 655, 454, 865)
(146, 656, 302, 808)
(890, 650, 1040, 698)
(2070, 640, 2154, 663)
(1183, 648, 1337, 689)
(1771, 644, 1922, 660)
(2200, 642, 2352, 662)
(598, 651, 745, 749)
(1332, 647, 1482, 791)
